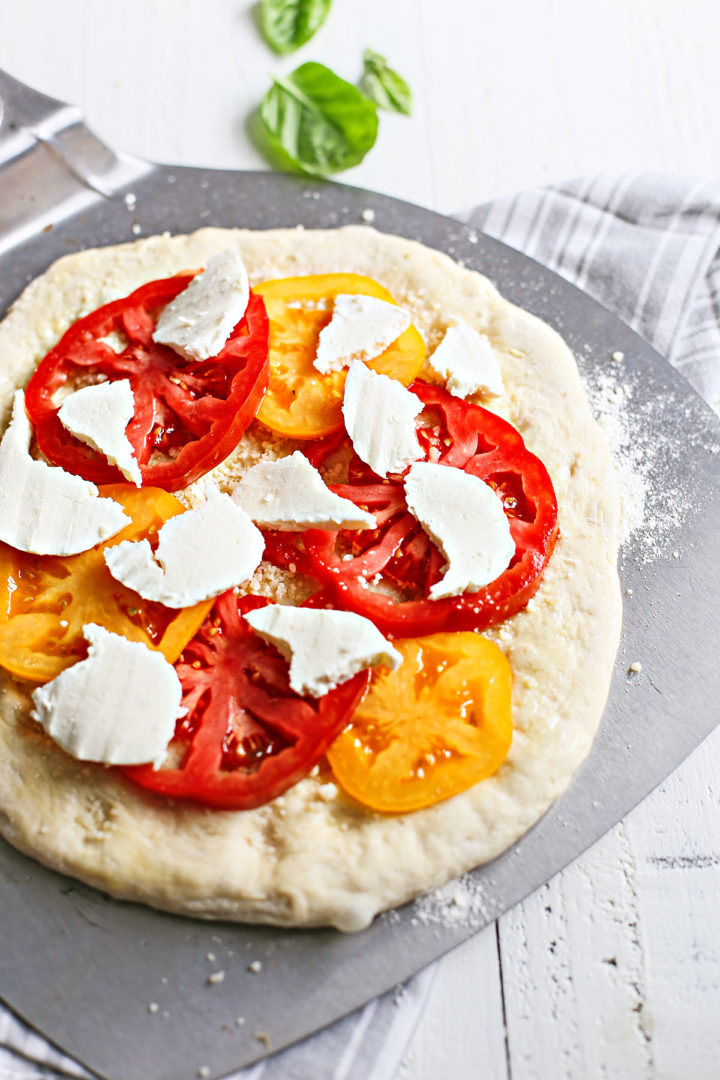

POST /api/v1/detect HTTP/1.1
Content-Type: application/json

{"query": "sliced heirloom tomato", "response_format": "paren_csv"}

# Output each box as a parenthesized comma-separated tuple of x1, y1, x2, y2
(121, 593, 370, 810)
(24, 276, 269, 491)
(327, 632, 513, 813)
(0, 485, 214, 683)
(254, 273, 425, 438)
(302, 381, 559, 638)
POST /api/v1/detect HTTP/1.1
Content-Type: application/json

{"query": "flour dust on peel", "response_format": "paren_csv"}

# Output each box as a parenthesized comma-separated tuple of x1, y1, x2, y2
(0, 227, 622, 932)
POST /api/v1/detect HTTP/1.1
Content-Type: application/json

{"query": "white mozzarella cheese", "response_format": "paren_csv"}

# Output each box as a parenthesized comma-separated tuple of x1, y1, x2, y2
(152, 249, 250, 362)
(428, 323, 504, 400)
(57, 379, 141, 486)
(244, 605, 402, 698)
(104, 486, 264, 608)
(314, 293, 411, 374)
(342, 361, 423, 478)
(232, 451, 375, 531)
(0, 390, 129, 556)
(31, 624, 183, 767)
(403, 461, 515, 599)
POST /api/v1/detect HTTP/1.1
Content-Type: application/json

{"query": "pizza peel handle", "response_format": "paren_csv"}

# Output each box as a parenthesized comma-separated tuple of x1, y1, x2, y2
(0, 67, 151, 256)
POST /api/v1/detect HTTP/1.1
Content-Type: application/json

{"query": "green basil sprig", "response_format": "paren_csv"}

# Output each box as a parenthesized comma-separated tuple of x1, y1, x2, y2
(259, 61, 379, 176)
(259, 0, 332, 55)
(361, 49, 412, 115)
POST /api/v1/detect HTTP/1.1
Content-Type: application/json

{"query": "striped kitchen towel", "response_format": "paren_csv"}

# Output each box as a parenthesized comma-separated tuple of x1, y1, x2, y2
(462, 173, 720, 413)
(2, 171, 719, 1080)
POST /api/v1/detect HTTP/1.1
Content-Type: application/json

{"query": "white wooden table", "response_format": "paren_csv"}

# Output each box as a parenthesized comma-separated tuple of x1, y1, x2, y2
(3, 2, 720, 1077)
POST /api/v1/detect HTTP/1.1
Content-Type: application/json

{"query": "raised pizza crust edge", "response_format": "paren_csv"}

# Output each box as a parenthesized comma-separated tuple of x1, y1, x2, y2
(0, 226, 622, 932)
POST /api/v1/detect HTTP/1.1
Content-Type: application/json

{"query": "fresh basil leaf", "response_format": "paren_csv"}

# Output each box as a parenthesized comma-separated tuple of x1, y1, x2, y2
(361, 49, 412, 115)
(259, 62, 378, 176)
(259, 0, 332, 55)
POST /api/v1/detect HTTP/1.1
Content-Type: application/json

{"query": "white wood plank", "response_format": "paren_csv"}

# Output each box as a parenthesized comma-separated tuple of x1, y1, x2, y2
(399, 924, 508, 1080)
(499, 825, 653, 1079)
(492, 729, 720, 1080)
(622, 725, 720, 1080)
(3, 0, 720, 213)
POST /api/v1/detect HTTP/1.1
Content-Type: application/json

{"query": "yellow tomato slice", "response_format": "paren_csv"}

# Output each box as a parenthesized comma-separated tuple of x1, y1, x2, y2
(327, 632, 512, 813)
(254, 273, 426, 438)
(0, 485, 214, 683)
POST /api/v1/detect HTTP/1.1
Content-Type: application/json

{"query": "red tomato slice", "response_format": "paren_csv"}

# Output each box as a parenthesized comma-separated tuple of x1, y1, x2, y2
(120, 593, 370, 810)
(300, 381, 559, 638)
(24, 276, 269, 492)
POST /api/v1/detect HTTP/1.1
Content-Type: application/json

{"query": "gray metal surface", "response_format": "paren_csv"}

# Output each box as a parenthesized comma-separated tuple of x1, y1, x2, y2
(0, 68, 719, 1080)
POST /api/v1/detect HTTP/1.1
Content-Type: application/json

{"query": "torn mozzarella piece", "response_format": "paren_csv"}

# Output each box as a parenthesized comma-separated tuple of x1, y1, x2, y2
(152, 249, 250, 361)
(0, 390, 129, 555)
(232, 451, 375, 531)
(31, 624, 183, 767)
(244, 605, 402, 698)
(404, 461, 515, 600)
(104, 486, 264, 608)
(428, 323, 504, 400)
(58, 379, 141, 486)
(342, 361, 423, 478)
(314, 293, 411, 374)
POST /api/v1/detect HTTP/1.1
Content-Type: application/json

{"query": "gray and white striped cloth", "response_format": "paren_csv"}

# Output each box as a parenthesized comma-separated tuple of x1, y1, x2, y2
(463, 173, 720, 413)
(2, 172, 720, 1080)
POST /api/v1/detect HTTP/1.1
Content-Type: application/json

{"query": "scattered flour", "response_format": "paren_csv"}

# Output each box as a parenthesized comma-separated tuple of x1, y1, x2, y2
(411, 873, 491, 930)
(588, 370, 648, 548)
(586, 362, 717, 562)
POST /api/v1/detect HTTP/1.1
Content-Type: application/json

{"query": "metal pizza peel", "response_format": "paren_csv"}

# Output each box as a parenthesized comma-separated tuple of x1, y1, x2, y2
(1, 67, 719, 1080)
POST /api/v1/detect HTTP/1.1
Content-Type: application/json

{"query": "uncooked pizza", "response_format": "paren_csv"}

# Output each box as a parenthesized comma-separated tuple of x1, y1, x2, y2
(0, 226, 621, 932)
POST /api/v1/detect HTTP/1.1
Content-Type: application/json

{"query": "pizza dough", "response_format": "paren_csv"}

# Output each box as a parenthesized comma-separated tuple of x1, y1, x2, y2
(0, 227, 622, 932)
